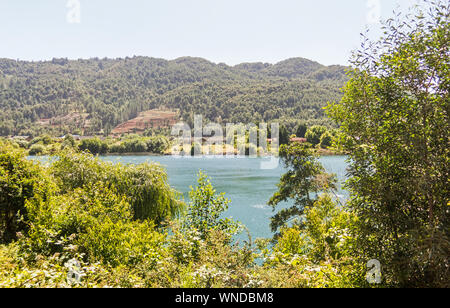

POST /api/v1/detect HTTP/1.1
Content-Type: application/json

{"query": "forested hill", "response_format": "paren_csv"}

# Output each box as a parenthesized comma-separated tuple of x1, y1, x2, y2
(0, 56, 348, 136)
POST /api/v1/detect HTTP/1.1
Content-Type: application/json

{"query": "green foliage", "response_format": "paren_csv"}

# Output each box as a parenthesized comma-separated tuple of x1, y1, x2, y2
(24, 134, 171, 156)
(64, 135, 75, 147)
(22, 182, 131, 257)
(146, 136, 170, 154)
(122, 139, 147, 153)
(74, 135, 171, 155)
(268, 143, 336, 233)
(273, 227, 306, 256)
(0, 57, 346, 137)
(31, 135, 52, 146)
(326, 0, 450, 287)
(78, 138, 108, 155)
(0, 145, 54, 243)
(305, 125, 328, 146)
(0, 121, 14, 136)
(279, 125, 290, 145)
(0, 144, 359, 288)
(186, 172, 240, 240)
(120, 163, 184, 223)
(297, 195, 356, 262)
(16, 181, 167, 276)
(28, 144, 46, 156)
(79, 219, 166, 267)
(319, 131, 332, 149)
(260, 195, 362, 288)
(2, 1, 448, 289)
(108, 142, 126, 154)
(295, 123, 308, 138)
(50, 151, 184, 224)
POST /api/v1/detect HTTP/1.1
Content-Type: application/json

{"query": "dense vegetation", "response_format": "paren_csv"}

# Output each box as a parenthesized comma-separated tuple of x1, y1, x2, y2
(0, 56, 347, 137)
(6, 122, 342, 157)
(0, 141, 361, 288)
(0, 0, 448, 289)
(326, 0, 449, 287)
(7, 134, 171, 156)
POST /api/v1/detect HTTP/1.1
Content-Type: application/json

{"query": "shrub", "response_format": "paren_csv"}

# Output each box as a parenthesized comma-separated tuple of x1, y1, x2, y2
(50, 151, 184, 224)
(0, 145, 55, 242)
(108, 143, 126, 154)
(319, 131, 332, 149)
(274, 227, 305, 255)
(29, 144, 46, 156)
(21, 181, 166, 270)
(80, 219, 166, 267)
(147, 136, 170, 154)
(186, 172, 240, 240)
(22, 182, 131, 256)
(61, 135, 75, 150)
(14, 139, 29, 149)
(305, 126, 327, 146)
(78, 138, 108, 155)
(30, 135, 53, 146)
(123, 139, 147, 153)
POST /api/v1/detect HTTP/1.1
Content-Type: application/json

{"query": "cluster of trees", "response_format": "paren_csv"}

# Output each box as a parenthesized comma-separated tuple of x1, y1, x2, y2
(0, 56, 347, 137)
(278, 124, 338, 151)
(4, 134, 172, 156)
(0, 0, 447, 288)
(270, 0, 449, 287)
(0, 143, 355, 288)
(16, 119, 342, 157)
(0, 144, 182, 242)
(154, 79, 344, 127)
(106, 136, 170, 155)
(304, 125, 334, 149)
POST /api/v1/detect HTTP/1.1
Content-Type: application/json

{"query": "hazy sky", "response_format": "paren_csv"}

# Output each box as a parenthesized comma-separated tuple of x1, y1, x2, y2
(0, 0, 420, 66)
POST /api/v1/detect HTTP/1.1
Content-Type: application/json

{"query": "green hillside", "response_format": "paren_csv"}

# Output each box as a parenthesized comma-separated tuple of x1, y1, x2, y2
(0, 56, 348, 136)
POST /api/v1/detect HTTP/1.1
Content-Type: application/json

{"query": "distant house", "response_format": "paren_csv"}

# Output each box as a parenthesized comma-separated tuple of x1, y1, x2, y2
(12, 136, 31, 141)
(290, 137, 307, 143)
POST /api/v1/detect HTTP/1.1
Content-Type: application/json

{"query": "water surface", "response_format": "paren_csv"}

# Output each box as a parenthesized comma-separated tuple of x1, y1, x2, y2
(31, 155, 349, 239)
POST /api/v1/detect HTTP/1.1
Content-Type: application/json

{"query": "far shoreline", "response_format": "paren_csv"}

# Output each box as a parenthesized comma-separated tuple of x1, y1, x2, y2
(28, 151, 347, 158)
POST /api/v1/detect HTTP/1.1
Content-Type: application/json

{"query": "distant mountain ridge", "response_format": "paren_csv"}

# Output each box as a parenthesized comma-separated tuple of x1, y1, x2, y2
(0, 56, 348, 136)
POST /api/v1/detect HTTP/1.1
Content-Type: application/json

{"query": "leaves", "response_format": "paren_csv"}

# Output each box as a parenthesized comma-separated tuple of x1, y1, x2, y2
(326, 0, 450, 287)
(186, 171, 240, 240)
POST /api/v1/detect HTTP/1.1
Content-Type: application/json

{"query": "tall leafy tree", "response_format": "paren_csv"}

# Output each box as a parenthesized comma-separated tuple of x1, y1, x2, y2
(326, 0, 449, 287)
(268, 143, 336, 234)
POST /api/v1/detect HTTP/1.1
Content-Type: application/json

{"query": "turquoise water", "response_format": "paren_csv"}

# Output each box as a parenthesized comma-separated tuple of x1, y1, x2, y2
(30, 155, 349, 239)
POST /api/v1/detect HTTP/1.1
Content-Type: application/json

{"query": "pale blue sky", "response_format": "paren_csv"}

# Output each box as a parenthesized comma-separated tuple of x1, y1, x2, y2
(0, 0, 419, 65)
